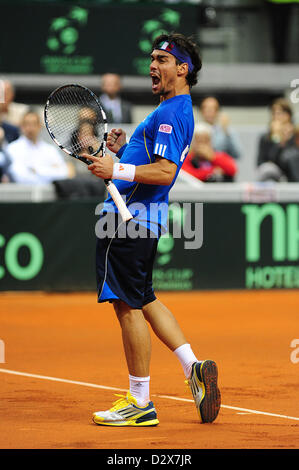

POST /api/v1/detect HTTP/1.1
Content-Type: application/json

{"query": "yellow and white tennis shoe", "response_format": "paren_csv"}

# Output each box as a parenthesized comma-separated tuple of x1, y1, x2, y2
(93, 392, 159, 427)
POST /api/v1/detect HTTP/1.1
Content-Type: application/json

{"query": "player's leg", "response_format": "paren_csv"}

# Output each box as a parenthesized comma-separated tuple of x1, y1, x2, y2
(113, 299, 151, 379)
(93, 299, 159, 426)
(142, 298, 186, 350)
(93, 223, 160, 426)
(143, 297, 221, 423)
(142, 298, 197, 378)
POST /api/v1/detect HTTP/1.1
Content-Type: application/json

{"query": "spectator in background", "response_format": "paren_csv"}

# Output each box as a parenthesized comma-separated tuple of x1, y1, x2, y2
(77, 106, 97, 125)
(0, 79, 20, 145)
(182, 123, 238, 182)
(199, 96, 241, 160)
(74, 120, 100, 156)
(99, 73, 132, 124)
(0, 78, 29, 126)
(6, 110, 71, 184)
(70, 106, 99, 155)
(256, 97, 295, 182)
(0, 127, 12, 182)
(279, 125, 299, 181)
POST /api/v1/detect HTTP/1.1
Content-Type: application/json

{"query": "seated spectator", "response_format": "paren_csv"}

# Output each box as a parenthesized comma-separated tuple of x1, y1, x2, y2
(0, 79, 20, 145)
(199, 96, 241, 160)
(70, 107, 99, 155)
(73, 120, 101, 156)
(258, 124, 299, 182)
(99, 73, 132, 124)
(78, 106, 97, 125)
(182, 123, 238, 182)
(0, 127, 12, 182)
(5, 110, 71, 184)
(256, 97, 295, 182)
(0, 78, 29, 126)
(279, 125, 299, 182)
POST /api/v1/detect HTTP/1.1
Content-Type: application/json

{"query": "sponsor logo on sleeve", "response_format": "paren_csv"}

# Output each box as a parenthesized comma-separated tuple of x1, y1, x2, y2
(159, 124, 172, 134)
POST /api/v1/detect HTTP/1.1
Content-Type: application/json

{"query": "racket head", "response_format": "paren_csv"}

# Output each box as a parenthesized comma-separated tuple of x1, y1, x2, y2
(44, 84, 107, 162)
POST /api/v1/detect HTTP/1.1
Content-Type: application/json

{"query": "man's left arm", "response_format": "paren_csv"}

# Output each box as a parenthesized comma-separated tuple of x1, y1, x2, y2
(134, 156, 177, 185)
(85, 153, 177, 186)
(85, 113, 183, 185)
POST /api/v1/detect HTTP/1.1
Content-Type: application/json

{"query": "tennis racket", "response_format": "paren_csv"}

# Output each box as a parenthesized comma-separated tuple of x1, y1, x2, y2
(44, 84, 132, 222)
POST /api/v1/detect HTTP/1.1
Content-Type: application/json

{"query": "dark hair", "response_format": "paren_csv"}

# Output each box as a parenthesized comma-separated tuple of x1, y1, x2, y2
(152, 32, 202, 88)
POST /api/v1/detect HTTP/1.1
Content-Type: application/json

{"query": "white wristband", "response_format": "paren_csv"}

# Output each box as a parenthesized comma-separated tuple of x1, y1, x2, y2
(113, 162, 136, 182)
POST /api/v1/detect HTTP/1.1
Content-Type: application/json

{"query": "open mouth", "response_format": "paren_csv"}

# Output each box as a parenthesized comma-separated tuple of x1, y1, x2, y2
(151, 75, 160, 91)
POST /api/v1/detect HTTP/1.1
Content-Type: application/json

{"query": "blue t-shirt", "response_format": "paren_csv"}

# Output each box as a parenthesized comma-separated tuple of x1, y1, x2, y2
(103, 94, 194, 235)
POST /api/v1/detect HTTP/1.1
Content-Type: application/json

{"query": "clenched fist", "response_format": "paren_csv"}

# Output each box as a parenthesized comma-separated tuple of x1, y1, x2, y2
(107, 128, 127, 154)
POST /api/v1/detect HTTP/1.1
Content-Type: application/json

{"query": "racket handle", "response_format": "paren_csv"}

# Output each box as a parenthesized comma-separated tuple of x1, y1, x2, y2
(105, 180, 133, 222)
(87, 146, 132, 222)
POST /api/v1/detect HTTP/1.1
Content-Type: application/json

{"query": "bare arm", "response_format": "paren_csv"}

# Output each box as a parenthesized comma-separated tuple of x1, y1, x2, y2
(89, 127, 177, 184)
(134, 157, 177, 185)
(83, 153, 177, 186)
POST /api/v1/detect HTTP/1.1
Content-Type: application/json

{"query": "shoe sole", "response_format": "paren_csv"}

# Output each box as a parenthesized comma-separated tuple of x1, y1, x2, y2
(93, 417, 159, 427)
(197, 360, 221, 423)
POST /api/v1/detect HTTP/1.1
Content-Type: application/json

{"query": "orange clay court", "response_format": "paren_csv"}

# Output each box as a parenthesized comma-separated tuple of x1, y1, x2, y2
(0, 289, 298, 449)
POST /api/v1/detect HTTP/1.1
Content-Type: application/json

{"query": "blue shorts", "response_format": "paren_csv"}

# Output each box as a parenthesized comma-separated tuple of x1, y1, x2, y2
(96, 215, 158, 309)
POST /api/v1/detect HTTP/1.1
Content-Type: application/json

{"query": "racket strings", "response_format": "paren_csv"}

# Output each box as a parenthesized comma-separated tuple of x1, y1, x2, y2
(46, 85, 106, 156)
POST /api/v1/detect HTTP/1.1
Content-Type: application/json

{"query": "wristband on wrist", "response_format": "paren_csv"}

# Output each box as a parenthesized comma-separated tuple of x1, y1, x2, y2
(113, 162, 136, 182)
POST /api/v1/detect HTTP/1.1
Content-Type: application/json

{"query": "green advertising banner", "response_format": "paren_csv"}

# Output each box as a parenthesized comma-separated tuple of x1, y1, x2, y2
(0, 201, 97, 291)
(0, 3, 198, 75)
(0, 201, 299, 291)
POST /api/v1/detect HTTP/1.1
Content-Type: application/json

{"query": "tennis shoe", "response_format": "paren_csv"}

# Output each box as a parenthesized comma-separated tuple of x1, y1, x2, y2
(186, 360, 221, 423)
(93, 391, 159, 426)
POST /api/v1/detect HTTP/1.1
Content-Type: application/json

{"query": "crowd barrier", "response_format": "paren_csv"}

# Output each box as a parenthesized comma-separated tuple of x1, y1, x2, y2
(1, 182, 299, 291)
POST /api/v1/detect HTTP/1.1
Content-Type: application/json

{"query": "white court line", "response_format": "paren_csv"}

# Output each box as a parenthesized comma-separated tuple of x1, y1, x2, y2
(1, 368, 299, 422)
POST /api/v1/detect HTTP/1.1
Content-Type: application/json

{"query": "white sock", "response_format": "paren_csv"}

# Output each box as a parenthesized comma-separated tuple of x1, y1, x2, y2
(129, 375, 150, 407)
(173, 343, 198, 379)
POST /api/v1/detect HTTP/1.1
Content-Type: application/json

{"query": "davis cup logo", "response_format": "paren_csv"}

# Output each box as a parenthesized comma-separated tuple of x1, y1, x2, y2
(159, 124, 172, 134)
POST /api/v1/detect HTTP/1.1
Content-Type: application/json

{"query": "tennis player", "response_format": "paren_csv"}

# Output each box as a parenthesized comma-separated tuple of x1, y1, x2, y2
(85, 33, 221, 426)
